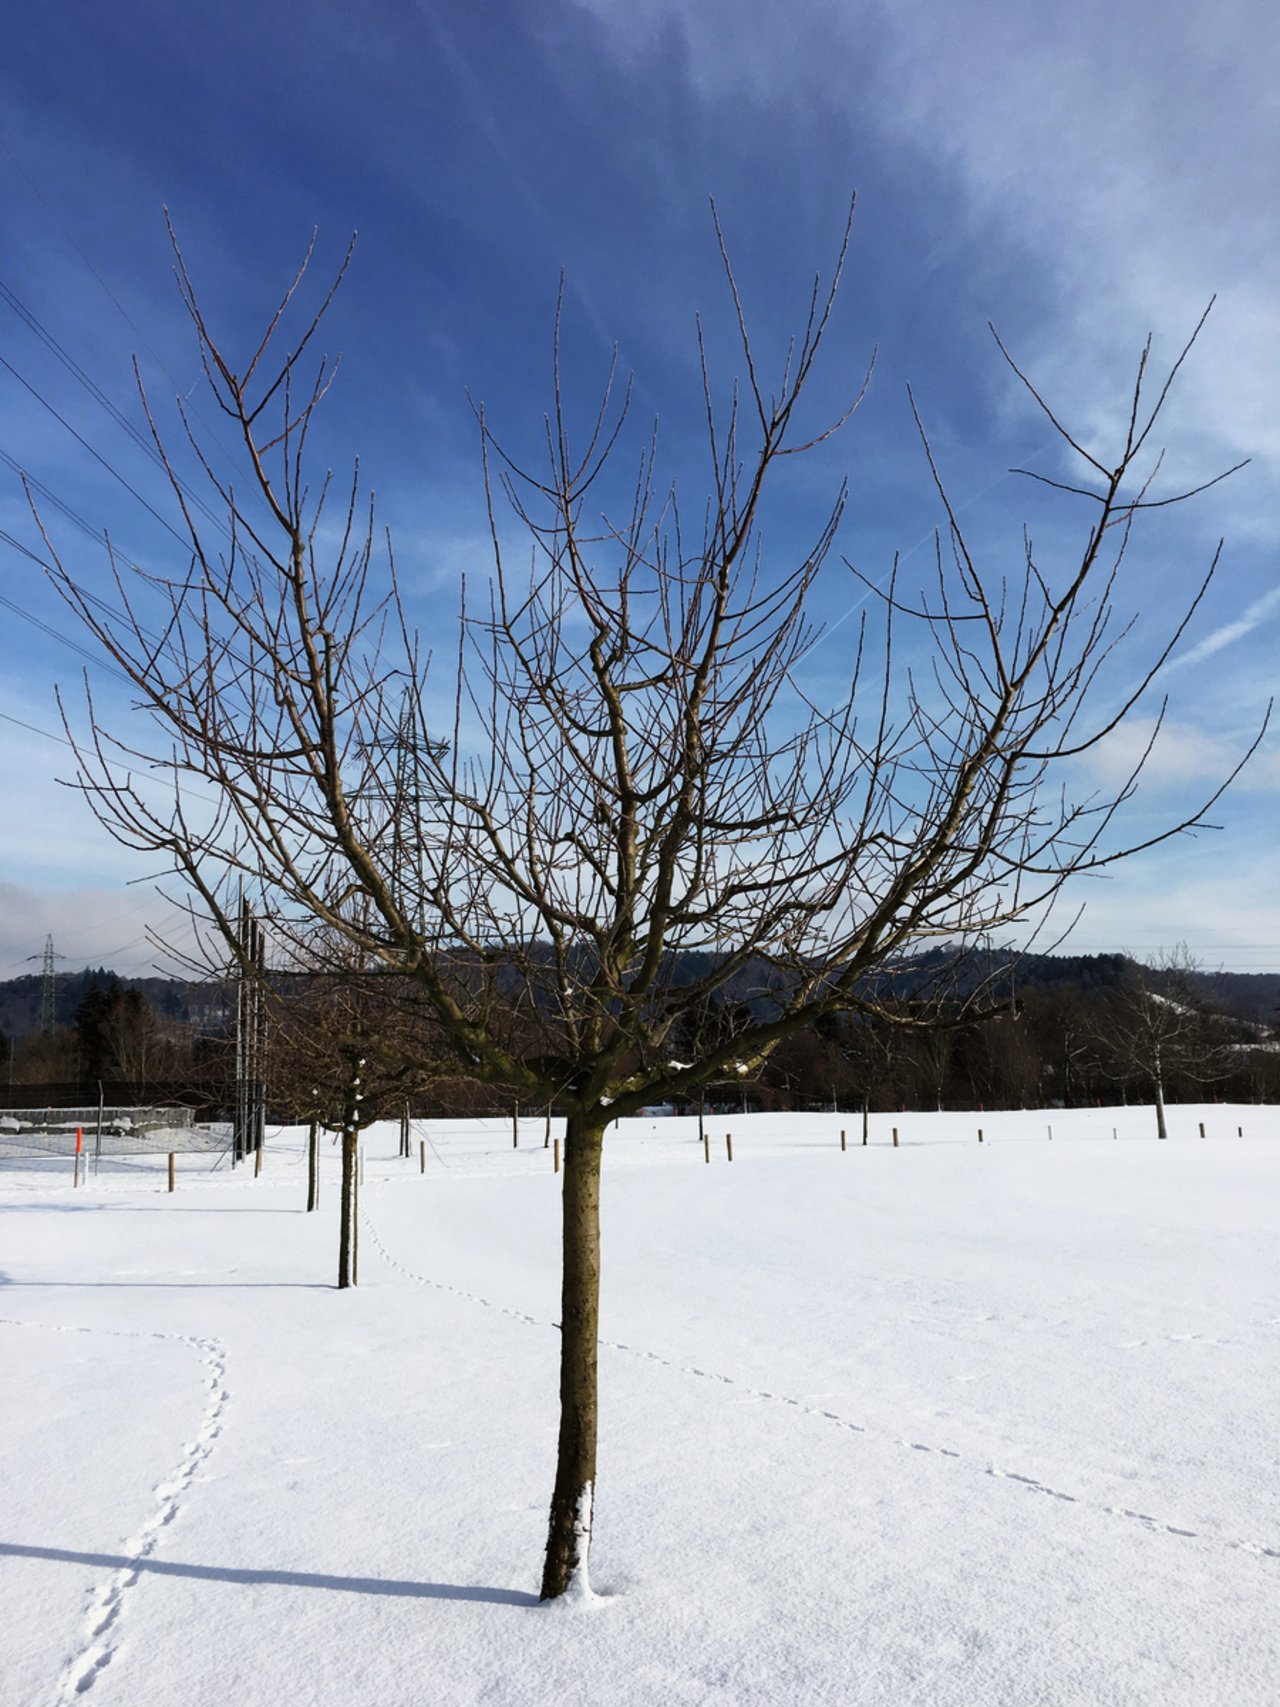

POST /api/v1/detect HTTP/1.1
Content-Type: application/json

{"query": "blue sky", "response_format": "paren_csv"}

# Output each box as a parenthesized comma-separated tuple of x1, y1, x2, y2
(0, 0, 1275, 980)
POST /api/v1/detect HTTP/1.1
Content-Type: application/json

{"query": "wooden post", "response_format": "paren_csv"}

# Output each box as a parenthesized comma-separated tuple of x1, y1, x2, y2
(553, 1137, 560, 1174)
(840, 1128, 846, 1152)
(978, 1128, 983, 1143)
(703, 1131, 710, 1165)
(420, 1139, 426, 1174)
(726, 1132, 733, 1162)
(862, 1096, 869, 1147)
(892, 1126, 899, 1148)
(512, 1102, 519, 1148)
(1238, 1125, 1243, 1137)
(1048, 1124, 1053, 1141)
(1198, 1121, 1205, 1138)
(168, 1152, 176, 1192)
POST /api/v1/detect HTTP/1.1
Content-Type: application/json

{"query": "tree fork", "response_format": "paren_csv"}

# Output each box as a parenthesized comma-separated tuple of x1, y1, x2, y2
(541, 1111, 605, 1600)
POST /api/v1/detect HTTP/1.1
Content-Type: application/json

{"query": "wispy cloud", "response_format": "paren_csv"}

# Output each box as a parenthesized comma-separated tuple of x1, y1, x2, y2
(1164, 587, 1280, 672)
(582, 0, 1280, 528)
(1085, 716, 1280, 794)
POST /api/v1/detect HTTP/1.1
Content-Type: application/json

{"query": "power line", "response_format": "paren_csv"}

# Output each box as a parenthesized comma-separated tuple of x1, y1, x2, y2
(0, 709, 72, 746)
(0, 353, 190, 547)
(0, 582, 130, 680)
(0, 276, 231, 536)
(0, 142, 243, 480)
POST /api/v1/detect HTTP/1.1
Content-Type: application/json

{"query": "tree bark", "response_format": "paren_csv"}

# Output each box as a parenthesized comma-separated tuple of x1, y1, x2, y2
(541, 1110, 605, 1600)
(1155, 1072, 1168, 1140)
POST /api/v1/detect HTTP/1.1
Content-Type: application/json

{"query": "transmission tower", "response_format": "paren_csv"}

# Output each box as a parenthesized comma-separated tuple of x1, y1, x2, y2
(26, 934, 68, 1032)
(360, 688, 448, 931)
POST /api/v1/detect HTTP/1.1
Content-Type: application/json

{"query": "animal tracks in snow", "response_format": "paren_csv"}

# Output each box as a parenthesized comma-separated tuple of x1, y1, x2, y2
(0, 1318, 228, 1705)
(359, 1199, 1280, 1573)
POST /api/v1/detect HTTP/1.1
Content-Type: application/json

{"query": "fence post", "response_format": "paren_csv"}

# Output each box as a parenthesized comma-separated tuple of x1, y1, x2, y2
(892, 1127, 899, 1148)
(168, 1152, 176, 1193)
(978, 1128, 983, 1143)
(703, 1131, 710, 1165)
(420, 1139, 426, 1174)
(726, 1132, 733, 1162)
(1198, 1121, 1205, 1138)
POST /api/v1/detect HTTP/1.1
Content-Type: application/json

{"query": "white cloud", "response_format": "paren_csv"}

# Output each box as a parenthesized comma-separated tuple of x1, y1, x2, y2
(1164, 587, 1280, 673)
(1085, 716, 1280, 794)
(1051, 863, 1280, 971)
(580, 0, 1280, 527)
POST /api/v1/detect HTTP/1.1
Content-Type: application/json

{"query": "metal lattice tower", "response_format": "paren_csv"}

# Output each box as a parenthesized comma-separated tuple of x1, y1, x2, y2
(26, 934, 66, 1032)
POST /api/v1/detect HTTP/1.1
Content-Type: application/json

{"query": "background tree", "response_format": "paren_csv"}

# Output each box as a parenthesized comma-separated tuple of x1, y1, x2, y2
(1096, 947, 1230, 1136)
(41, 208, 1267, 1598)
(73, 974, 121, 1085)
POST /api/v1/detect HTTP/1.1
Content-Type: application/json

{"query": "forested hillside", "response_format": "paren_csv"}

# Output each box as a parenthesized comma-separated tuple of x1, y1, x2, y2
(1, 951, 1274, 1114)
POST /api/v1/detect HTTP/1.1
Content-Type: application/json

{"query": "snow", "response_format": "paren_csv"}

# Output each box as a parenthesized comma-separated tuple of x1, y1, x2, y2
(2, 1104, 1277, 1706)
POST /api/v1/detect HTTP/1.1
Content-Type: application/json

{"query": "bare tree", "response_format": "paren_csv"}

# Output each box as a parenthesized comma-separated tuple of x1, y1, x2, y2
(263, 952, 453, 1255)
(38, 205, 1268, 1597)
(1098, 947, 1229, 1137)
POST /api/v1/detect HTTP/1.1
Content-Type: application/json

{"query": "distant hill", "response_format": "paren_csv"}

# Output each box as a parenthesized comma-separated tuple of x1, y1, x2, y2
(0, 968, 228, 1042)
(1, 949, 1274, 1044)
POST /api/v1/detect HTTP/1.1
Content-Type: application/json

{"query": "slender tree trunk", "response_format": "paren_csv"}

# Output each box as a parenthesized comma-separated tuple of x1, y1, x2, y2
(337, 1054, 363, 1288)
(1154, 1073, 1168, 1140)
(307, 1117, 319, 1212)
(541, 1110, 605, 1600)
(338, 1124, 357, 1286)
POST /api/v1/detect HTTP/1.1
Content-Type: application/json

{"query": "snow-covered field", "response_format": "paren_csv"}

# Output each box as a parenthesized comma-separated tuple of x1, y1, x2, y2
(2, 1104, 1276, 1707)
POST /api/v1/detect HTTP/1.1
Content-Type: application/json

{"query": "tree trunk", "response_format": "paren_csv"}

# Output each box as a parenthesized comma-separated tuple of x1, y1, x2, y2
(337, 1056, 363, 1288)
(338, 1124, 357, 1287)
(307, 1117, 319, 1212)
(541, 1110, 605, 1600)
(1154, 1073, 1168, 1140)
